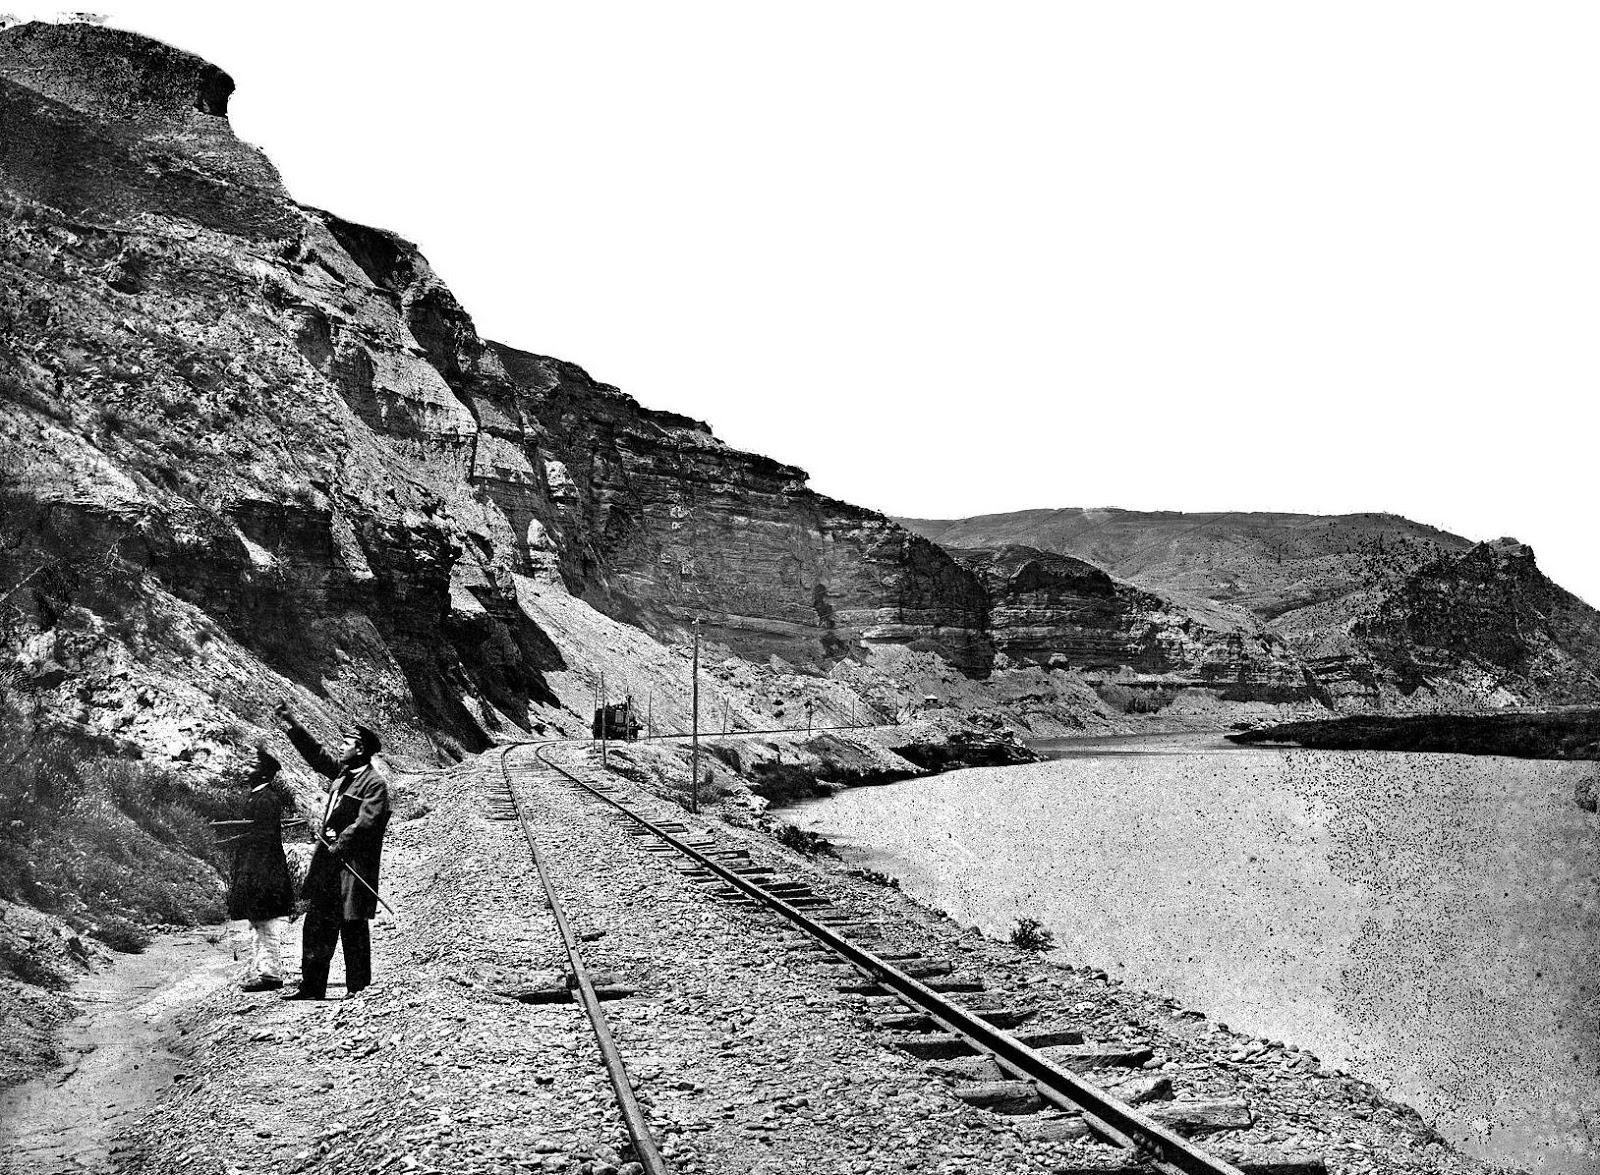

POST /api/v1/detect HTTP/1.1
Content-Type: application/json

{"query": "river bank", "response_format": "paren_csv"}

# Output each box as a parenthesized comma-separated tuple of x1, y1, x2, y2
(1227, 711, 1600, 763)
(789, 733, 1600, 1174)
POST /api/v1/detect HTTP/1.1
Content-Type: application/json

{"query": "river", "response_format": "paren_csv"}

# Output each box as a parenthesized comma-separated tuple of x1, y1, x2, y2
(790, 732, 1600, 1173)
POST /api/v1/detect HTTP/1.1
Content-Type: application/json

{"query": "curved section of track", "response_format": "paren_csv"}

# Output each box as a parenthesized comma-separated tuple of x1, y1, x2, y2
(513, 739, 1248, 1175)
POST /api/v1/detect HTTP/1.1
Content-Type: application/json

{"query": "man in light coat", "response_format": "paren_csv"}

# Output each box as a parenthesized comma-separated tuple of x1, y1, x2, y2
(273, 701, 391, 1000)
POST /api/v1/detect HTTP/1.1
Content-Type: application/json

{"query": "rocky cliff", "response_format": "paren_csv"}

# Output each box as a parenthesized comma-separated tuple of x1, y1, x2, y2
(1316, 539, 1600, 707)
(899, 508, 1475, 625)
(18, 20, 1578, 798)
(901, 511, 1600, 710)
(1, 21, 1155, 785)
(956, 546, 1311, 700)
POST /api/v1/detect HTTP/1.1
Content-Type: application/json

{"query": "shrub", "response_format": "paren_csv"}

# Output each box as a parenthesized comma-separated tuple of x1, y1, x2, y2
(89, 915, 152, 954)
(706, 744, 743, 773)
(748, 760, 822, 807)
(846, 866, 900, 890)
(0, 694, 227, 953)
(1009, 916, 1056, 952)
(0, 932, 69, 988)
(772, 822, 837, 858)
(668, 767, 728, 814)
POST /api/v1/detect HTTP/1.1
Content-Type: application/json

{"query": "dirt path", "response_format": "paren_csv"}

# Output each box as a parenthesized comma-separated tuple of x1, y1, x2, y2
(0, 927, 237, 1174)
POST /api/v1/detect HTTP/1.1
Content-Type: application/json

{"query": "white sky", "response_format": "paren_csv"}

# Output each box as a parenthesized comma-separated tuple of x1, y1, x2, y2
(29, 3, 1600, 606)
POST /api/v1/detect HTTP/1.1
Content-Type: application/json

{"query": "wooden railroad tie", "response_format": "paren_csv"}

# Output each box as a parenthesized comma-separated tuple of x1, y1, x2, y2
(896, 1027, 1084, 1060)
(929, 1042, 1152, 1079)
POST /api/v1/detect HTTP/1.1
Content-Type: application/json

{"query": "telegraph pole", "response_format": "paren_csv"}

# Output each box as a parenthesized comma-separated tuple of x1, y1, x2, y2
(690, 622, 701, 813)
(599, 670, 608, 768)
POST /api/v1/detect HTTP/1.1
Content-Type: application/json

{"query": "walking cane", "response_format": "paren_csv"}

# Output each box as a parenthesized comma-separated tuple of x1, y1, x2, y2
(314, 834, 399, 921)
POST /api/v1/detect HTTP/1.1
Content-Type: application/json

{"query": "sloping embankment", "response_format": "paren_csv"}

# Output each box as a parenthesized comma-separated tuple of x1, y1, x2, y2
(1227, 710, 1600, 760)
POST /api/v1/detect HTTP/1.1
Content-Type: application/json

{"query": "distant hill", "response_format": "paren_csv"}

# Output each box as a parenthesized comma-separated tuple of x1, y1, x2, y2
(896, 509, 1474, 626)
(899, 510, 1600, 709)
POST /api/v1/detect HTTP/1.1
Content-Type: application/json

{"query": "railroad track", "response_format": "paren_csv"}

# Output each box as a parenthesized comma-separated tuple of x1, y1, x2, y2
(625, 721, 899, 742)
(494, 739, 1326, 1175)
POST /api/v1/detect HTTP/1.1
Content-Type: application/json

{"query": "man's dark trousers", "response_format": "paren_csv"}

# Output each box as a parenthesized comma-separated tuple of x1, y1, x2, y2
(299, 903, 371, 995)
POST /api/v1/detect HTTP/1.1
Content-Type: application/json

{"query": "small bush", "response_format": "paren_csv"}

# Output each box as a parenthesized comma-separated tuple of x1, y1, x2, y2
(846, 866, 900, 890)
(706, 744, 744, 773)
(749, 760, 822, 807)
(669, 767, 728, 814)
(0, 932, 70, 987)
(88, 914, 152, 954)
(1009, 916, 1056, 952)
(772, 822, 837, 858)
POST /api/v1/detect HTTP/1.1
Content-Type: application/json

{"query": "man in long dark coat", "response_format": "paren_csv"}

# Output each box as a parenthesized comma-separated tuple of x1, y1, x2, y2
(225, 745, 298, 992)
(273, 702, 391, 1001)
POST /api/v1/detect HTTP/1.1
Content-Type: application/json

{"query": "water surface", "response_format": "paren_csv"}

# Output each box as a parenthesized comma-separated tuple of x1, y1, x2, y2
(793, 733, 1600, 1173)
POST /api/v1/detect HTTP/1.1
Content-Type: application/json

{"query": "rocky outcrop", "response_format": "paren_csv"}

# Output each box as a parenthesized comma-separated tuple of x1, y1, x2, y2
(957, 546, 1312, 699)
(0, 20, 1001, 780)
(481, 346, 993, 671)
(903, 511, 1600, 710)
(898, 508, 1473, 626)
(0, 22, 294, 239)
(1307, 539, 1600, 708)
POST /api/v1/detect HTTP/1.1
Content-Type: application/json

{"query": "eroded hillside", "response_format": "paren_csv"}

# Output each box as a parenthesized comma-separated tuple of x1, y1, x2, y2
(903, 510, 1600, 710)
(0, 19, 1336, 804)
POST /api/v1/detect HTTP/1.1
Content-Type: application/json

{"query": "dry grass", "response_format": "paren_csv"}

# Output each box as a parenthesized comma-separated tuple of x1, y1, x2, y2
(0, 693, 228, 962)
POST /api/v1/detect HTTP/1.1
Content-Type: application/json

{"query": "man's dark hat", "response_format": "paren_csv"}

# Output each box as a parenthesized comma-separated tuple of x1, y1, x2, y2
(351, 724, 382, 756)
(254, 744, 281, 775)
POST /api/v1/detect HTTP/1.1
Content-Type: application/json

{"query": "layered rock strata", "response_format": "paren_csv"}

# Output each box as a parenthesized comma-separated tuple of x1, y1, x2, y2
(20, 20, 1575, 784)
(904, 511, 1600, 710)
(0, 20, 999, 776)
(957, 546, 1310, 699)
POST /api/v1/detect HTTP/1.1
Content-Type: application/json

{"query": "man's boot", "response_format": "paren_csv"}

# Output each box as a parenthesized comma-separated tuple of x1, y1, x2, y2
(283, 955, 329, 1001)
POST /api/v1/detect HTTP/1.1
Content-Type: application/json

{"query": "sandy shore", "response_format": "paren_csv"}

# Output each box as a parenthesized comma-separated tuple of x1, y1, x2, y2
(794, 734, 1600, 1173)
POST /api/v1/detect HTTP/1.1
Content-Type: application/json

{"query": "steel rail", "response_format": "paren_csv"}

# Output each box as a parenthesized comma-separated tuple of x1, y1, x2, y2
(633, 722, 896, 742)
(499, 744, 671, 1175)
(536, 742, 1246, 1175)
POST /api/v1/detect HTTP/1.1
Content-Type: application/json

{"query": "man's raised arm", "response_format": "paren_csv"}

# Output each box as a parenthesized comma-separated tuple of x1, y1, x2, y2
(272, 701, 341, 780)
